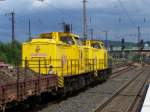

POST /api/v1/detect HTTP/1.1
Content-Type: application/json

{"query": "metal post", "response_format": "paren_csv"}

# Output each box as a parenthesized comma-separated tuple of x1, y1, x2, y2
(16, 60, 20, 100)
(137, 26, 142, 60)
(39, 59, 41, 75)
(92, 59, 94, 75)
(138, 26, 140, 46)
(38, 59, 41, 94)
(9, 11, 16, 44)
(83, 0, 88, 40)
(71, 60, 72, 75)
(50, 56, 52, 64)
(96, 59, 97, 71)
(75, 60, 76, 74)
(106, 32, 108, 48)
(25, 59, 27, 78)
(44, 58, 47, 74)
(24, 59, 27, 96)
(28, 19, 32, 41)
(103, 31, 109, 49)
(78, 60, 79, 75)
(62, 59, 64, 76)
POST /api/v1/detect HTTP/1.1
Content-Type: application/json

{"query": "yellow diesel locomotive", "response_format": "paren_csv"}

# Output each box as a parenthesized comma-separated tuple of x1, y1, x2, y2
(22, 32, 111, 92)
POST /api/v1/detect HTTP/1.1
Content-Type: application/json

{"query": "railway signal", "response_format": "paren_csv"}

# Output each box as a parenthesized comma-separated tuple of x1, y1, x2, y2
(121, 38, 125, 51)
(110, 44, 113, 51)
(140, 39, 144, 51)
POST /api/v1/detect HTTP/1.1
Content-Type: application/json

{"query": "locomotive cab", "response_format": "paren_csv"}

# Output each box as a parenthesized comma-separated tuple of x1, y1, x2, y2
(22, 32, 86, 88)
(84, 40, 108, 70)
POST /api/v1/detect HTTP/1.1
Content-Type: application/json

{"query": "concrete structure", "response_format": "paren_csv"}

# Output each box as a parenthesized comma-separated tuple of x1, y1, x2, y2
(108, 47, 150, 59)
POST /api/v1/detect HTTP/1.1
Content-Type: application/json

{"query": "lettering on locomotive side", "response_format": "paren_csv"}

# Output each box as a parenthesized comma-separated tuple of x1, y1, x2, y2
(30, 53, 48, 58)
(30, 46, 48, 58)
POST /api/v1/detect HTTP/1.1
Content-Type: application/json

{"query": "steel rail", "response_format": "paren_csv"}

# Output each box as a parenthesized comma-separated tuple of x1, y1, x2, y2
(110, 65, 135, 79)
(125, 69, 150, 112)
(92, 68, 144, 112)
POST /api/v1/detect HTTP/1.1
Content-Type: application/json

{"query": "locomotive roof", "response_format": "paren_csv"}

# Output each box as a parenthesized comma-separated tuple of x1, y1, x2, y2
(86, 40, 104, 44)
(40, 32, 80, 39)
(23, 32, 81, 44)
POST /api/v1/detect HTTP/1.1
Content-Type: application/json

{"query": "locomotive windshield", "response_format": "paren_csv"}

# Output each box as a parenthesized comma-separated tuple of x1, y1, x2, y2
(75, 37, 83, 46)
(100, 43, 105, 48)
(91, 42, 102, 49)
(40, 33, 52, 39)
(60, 36, 75, 45)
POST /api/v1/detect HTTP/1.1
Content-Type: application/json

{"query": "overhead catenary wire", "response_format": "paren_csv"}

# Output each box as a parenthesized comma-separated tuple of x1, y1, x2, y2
(37, 2, 83, 33)
(117, 0, 150, 42)
(117, 0, 137, 27)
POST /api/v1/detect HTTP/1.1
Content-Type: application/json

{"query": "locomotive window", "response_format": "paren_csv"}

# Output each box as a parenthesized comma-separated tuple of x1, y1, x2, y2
(75, 38, 83, 46)
(91, 43, 101, 49)
(102, 44, 104, 47)
(60, 36, 74, 45)
(40, 34, 52, 39)
(100, 43, 104, 48)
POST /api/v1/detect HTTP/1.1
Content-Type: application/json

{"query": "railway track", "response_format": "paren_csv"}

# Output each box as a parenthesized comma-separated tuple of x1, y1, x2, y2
(127, 65, 150, 112)
(21, 64, 144, 112)
(110, 64, 136, 79)
(0, 62, 132, 112)
(93, 66, 150, 112)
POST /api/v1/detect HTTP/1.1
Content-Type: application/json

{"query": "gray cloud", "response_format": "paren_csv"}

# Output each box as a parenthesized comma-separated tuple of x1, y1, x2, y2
(0, 0, 150, 42)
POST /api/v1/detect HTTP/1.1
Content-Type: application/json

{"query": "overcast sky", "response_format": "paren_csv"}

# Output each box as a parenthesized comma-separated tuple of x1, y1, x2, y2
(0, 0, 150, 42)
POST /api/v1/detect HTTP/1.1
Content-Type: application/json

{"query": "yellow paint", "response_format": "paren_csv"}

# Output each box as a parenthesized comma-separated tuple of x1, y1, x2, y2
(22, 32, 108, 88)
(84, 40, 108, 71)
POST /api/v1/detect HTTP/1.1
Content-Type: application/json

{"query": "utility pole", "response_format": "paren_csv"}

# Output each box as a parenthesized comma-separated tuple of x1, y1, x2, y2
(137, 26, 141, 47)
(28, 19, 32, 41)
(137, 26, 141, 52)
(90, 28, 93, 40)
(83, 0, 88, 40)
(103, 31, 109, 49)
(137, 26, 143, 62)
(11, 11, 15, 44)
(70, 24, 73, 33)
(8, 11, 16, 44)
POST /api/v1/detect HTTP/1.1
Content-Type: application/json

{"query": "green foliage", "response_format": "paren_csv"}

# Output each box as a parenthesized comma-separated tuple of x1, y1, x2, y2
(132, 55, 141, 62)
(127, 53, 143, 62)
(108, 55, 113, 66)
(0, 41, 21, 65)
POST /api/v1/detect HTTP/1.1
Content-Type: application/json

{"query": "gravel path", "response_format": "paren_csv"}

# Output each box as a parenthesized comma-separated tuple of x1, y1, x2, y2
(36, 66, 142, 112)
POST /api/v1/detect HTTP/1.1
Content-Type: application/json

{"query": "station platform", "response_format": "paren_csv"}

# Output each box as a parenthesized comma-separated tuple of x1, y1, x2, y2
(141, 84, 150, 112)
